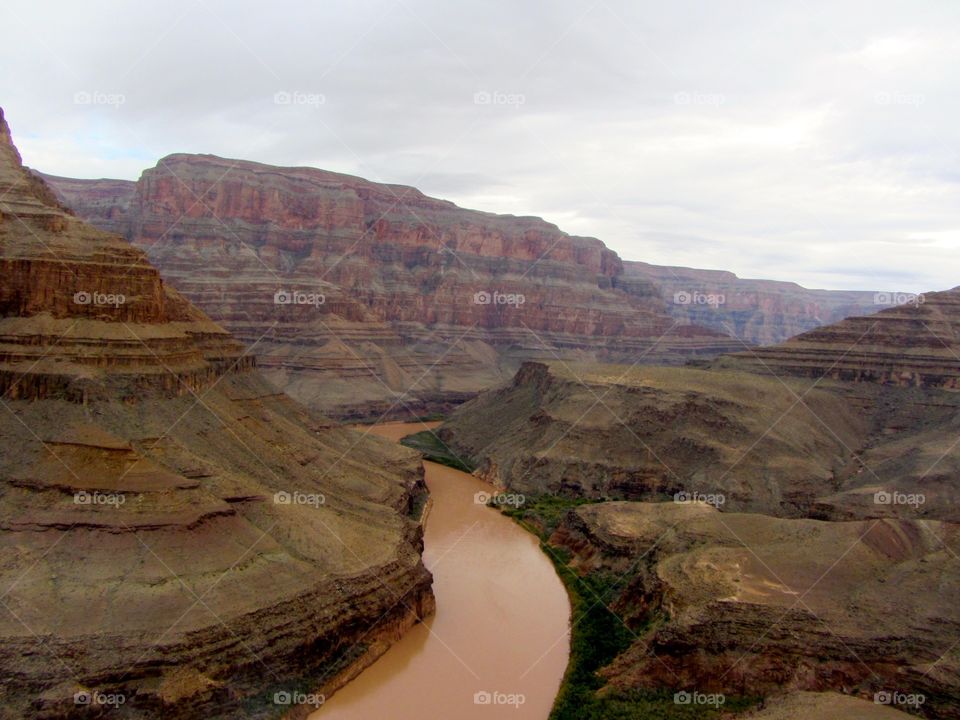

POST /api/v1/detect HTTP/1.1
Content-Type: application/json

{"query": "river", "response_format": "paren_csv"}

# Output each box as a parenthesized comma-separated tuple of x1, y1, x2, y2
(313, 421, 570, 719)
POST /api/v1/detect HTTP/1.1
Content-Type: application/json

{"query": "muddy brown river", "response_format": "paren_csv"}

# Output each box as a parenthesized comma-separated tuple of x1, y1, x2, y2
(313, 421, 570, 719)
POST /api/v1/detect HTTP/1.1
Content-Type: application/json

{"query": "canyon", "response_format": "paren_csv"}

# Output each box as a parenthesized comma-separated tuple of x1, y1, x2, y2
(433, 291, 960, 717)
(624, 260, 885, 345)
(43, 159, 883, 421)
(0, 107, 433, 719)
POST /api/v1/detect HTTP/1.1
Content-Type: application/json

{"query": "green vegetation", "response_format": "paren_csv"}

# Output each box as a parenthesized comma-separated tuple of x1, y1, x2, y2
(399, 430, 476, 473)
(504, 497, 759, 720)
(500, 493, 600, 535)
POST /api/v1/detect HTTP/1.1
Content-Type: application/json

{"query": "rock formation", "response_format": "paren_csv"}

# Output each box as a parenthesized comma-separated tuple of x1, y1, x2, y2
(434, 277, 960, 716)
(720, 287, 960, 389)
(41, 160, 743, 419)
(622, 260, 885, 346)
(552, 501, 959, 718)
(0, 107, 433, 719)
(436, 359, 960, 522)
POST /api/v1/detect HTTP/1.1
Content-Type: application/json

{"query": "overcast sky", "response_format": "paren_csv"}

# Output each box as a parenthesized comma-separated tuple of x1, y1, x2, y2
(2, 0, 957, 292)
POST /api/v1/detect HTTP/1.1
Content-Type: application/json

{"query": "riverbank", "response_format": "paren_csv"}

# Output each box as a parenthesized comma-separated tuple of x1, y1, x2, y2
(311, 422, 570, 719)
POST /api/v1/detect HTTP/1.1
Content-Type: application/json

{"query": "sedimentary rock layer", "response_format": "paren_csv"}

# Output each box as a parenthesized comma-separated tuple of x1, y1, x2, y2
(622, 260, 885, 345)
(552, 502, 960, 718)
(0, 107, 433, 719)
(720, 288, 960, 388)
(41, 159, 741, 419)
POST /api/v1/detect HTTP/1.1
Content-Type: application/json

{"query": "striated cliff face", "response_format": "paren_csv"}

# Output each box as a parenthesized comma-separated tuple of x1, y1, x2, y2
(552, 502, 960, 718)
(437, 360, 960, 522)
(0, 107, 433, 719)
(436, 280, 960, 716)
(41, 159, 741, 419)
(719, 287, 960, 389)
(622, 260, 885, 346)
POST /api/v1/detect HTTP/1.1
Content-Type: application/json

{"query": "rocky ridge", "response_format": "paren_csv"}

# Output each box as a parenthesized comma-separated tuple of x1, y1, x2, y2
(434, 293, 960, 716)
(623, 260, 885, 345)
(553, 501, 959, 717)
(0, 107, 433, 719)
(720, 288, 960, 389)
(41, 159, 742, 419)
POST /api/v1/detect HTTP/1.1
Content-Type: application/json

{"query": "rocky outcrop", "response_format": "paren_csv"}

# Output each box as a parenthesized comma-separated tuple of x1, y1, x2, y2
(622, 260, 885, 346)
(552, 502, 960, 718)
(0, 107, 433, 719)
(436, 360, 880, 517)
(41, 160, 742, 419)
(719, 288, 960, 389)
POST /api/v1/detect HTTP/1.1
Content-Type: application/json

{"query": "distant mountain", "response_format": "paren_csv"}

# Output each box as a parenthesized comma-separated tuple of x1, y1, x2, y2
(720, 286, 960, 388)
(623, 260, 887, 345)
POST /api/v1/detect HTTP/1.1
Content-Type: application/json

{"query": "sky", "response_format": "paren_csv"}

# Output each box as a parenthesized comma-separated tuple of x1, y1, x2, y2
(1, 0, 958, 293)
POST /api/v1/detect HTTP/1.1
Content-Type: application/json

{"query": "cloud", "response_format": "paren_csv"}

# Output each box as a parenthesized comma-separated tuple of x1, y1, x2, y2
(1, 0, 957, 292)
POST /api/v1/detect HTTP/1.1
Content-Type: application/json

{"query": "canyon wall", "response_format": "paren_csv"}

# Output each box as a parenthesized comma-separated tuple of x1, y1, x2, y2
(719, 287, 960, 389)
(42, 160, 742, 419)
(622, 260, 885, 345)
(0, 107, 433, 719)
(433, 278, 960, 716)
(553, 502, 960, 718)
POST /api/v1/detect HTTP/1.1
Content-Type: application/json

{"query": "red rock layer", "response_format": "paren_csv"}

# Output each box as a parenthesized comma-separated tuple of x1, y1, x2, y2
(42, 158, 742, 418)
(1, 117, 250, 402)
(0, 107, 434, 719)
